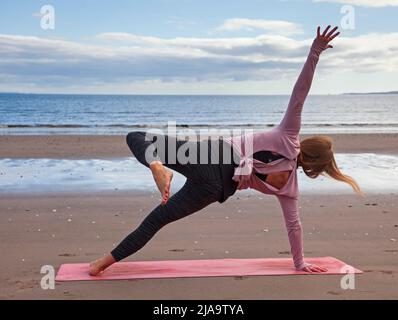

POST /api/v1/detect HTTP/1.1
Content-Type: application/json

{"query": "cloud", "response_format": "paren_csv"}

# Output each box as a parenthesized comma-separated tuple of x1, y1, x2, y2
(313, 0, 398, 7)
(215, 18, 303, 36)
(0, 30, 397, 92)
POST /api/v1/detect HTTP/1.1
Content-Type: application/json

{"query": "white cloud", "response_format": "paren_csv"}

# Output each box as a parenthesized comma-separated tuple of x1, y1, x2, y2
(0, 30, 397, 93)
(313, 0, 398, 7)
(216, 18, 303, 35)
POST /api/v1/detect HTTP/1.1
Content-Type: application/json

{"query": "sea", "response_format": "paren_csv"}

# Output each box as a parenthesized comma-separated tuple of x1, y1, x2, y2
(1, 93, 398, 135)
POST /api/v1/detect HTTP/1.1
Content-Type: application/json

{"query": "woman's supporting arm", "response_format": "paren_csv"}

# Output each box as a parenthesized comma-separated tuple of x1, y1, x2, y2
(277, 194, 329, 273)
(276, 195, 307, 270)
(278, 26, 340, 136)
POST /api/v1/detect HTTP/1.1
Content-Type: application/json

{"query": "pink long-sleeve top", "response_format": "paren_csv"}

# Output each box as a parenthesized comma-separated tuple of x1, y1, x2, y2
(224, 38, 329, 270)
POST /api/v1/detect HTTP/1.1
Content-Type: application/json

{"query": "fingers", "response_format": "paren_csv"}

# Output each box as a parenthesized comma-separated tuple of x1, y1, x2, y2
(329, 31, 340, 41)
(302, 265, 328, 273)
(322, 25, 331, 37)
(161, 191, 170, 205)
(326, 26, 338, 38)
(318, 25, 340, 40)
(317, 25, 340, 50)
(311, 266, 327, 273)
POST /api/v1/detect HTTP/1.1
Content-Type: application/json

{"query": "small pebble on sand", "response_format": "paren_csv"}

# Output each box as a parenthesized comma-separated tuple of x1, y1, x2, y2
(67, 218, 72, 222)
(390, 238, 396, 242)
(52, 209, 57, 213)
(263, 229, 269, 232)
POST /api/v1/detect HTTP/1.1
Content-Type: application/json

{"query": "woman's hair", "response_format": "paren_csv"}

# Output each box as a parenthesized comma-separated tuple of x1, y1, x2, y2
(298, 135, 363, 196)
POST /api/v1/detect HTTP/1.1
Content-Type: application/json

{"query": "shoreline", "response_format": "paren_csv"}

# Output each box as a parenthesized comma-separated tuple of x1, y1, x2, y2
(1, 133, 398, 159)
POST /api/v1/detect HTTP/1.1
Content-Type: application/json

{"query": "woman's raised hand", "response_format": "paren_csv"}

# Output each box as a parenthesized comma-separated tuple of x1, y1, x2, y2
(316, 25, 340, 49)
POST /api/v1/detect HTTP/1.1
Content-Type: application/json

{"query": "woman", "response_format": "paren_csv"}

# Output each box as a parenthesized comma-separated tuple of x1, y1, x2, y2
(90, 25, 362, 276)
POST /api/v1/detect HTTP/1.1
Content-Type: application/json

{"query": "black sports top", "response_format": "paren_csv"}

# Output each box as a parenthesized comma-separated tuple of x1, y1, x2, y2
(218, 140, 286, 203)
(252, 150, 285, 181)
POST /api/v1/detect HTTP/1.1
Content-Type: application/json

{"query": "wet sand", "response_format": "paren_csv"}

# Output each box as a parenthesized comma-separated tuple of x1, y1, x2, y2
(1, 133, 398, 159)
(0, 133, 397, 299)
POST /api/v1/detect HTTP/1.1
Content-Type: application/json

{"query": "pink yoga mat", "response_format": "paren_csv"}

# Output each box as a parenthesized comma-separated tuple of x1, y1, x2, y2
(56, 256, 362, 281)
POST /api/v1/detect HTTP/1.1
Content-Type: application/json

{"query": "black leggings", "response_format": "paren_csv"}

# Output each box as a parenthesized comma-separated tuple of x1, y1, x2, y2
(111, 131, 225, 262)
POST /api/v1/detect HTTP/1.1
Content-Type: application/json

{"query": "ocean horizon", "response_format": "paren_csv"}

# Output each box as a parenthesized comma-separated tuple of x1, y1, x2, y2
(1, 92, 398, 135)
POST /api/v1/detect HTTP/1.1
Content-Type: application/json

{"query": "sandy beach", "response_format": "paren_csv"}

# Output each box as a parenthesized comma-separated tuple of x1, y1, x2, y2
(0, 133, 397, 299)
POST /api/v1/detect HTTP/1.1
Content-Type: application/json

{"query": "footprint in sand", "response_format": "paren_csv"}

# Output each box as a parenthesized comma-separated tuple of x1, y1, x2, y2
(168, 249, 186, 252)
(327, 291, 342, 296)
(278, 251, 291, 255)
(363, 269, 394, 275)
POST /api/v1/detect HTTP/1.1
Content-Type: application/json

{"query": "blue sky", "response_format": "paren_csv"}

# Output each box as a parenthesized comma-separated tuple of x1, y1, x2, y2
(1, 0, 397, 94)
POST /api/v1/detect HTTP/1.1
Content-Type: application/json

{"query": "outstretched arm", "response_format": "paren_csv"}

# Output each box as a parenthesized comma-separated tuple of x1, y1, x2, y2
(276, 195, 328, 273)
(278, 26, 340, 136)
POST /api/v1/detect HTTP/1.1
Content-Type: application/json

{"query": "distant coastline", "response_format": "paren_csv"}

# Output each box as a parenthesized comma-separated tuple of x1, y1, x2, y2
(1, 91, 398, 96)
(343, 91, 398, 95)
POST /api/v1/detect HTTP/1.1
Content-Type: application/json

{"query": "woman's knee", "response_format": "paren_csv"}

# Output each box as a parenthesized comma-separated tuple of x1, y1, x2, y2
(126, 131, 144, 147)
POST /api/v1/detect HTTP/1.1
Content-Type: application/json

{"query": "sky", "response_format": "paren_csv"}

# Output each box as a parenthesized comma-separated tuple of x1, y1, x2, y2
(0, 0, 397, 94)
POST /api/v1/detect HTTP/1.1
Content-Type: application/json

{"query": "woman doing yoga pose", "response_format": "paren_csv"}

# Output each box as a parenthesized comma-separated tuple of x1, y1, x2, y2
(90, 26, 362, 276)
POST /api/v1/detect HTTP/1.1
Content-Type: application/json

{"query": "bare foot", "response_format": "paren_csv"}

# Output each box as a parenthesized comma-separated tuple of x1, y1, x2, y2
(89, 259, 105, 276)
(150, 161, 173, 205)
(89, 254, 116, 276)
